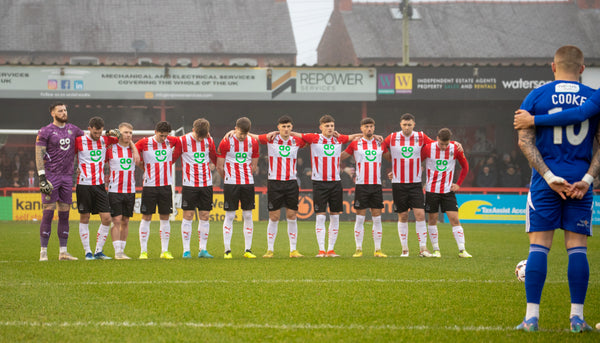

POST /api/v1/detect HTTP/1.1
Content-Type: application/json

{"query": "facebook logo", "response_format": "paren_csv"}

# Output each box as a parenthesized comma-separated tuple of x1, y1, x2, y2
(60, 80, 70, 89)
(74, 80, 84, 90)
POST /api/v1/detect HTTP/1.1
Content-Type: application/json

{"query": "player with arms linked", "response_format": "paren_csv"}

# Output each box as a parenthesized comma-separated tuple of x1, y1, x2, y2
(257, 115, 306, 258)
(341, 117, 387, 258)
(75, 116, 126, 260)
(179, 118, 217, 259)
(217, 117, 260, 259)
(135, 121, 182, 259)
(107, 122, 138, 259)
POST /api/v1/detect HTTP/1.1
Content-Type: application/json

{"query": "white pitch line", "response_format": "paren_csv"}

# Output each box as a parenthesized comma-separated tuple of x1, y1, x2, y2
(0, 320, 530, 332)
(0, 278, 579, 287)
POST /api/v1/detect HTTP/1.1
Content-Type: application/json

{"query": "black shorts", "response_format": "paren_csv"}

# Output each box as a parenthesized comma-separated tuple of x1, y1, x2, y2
(313, 181, 343, 213)
(268, 180, 299, 211)
(109, 192, 136, 218)
(181, 186, 213, 212)
(425, 192, 458, 213)
(140, 186, 173, 215)
(392, 183, 425, 213)
(223, 184, 255, 211)
(76, 184, 110, 214)
(354, 184, 383, 210)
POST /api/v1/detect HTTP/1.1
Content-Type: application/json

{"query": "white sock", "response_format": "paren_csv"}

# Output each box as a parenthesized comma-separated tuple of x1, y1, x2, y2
(79, 223, 91, 254)
(428, 225, 439, 251)
(94, 224, 110, 254)
(113, 240, 120, 253)
(267, 219, 278, 251)
(243, 210, 253, 251)
(121, 240, 126, 252)
(198, 220, 209, 250)
(223, 211, 235, 252)
(41, 247, 47, 253)
(398, 221, 408, 251)
(59, 246, 67, 253)
(160, 219, 171, 253)
(315, 214, 326, 251)
(526, 303, 540, 321)
(452, 225, 465, 251)
(372, 216, 382, 251)
(181, 219, 193, 252)
(287, 219, 298, 251)
(416, 220, 428, 249)
(354, 215, 365, 250)
(327, 214, 339, 251)
(570, 303, 584, 319)
(139, 219, 150, 253)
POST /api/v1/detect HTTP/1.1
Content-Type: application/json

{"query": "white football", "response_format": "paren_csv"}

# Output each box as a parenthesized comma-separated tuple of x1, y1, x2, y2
(515, 259, 527, 282)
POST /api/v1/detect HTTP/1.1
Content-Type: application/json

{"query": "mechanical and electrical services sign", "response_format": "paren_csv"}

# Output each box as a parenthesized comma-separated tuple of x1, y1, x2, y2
(0, 66, 376, 101)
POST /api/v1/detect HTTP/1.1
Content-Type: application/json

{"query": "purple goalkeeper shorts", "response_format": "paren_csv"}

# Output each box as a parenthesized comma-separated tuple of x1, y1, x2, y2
(41, 174, 74, 205)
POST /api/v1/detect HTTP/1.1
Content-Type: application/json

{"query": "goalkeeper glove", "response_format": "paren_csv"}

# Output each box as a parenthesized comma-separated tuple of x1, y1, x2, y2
(39, 174, 53, 195)
(107, 128, 121, 139)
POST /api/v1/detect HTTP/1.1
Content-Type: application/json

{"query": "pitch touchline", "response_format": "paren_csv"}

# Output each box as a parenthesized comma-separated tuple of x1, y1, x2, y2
(4, 279, 579, 286)
(0, 320, 544, 332)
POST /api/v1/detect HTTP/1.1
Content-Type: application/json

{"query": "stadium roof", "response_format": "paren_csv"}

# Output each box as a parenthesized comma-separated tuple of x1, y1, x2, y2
(0, 0, 297, 55)
(319, 0, 600, 65)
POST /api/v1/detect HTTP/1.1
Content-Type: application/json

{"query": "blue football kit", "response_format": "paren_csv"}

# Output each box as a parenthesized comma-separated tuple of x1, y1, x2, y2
(521, 80, 597, 235)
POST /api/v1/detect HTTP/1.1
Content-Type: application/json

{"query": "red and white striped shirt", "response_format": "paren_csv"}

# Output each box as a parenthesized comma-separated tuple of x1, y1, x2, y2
(180, 133, 217, 187)
(107, 143, 135, 193)
(218, 135, 259, 185)
(421, 142, 469, 194)
(302, 133, 349, 182)
(135, 136, 182, 187)
(75, 135, 118, 186)
(384, 131, 433, 184)
(344, 138, 383, 185)
(259, 134, 305, 181)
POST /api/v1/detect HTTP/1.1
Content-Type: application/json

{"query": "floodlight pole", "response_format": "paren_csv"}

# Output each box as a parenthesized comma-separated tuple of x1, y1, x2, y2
(401, 0, 410, 66)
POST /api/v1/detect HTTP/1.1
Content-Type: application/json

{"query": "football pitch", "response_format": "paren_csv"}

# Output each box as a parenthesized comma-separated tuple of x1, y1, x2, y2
(0, 220, 598, 342)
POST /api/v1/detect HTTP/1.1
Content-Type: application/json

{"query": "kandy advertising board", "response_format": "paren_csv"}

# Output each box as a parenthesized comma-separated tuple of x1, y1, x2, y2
(12, 193, 258, 222)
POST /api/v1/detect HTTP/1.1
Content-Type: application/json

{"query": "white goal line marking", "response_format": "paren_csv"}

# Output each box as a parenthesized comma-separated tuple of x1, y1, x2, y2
(0, 320, 540, 332)
(2, 278, 578, 286)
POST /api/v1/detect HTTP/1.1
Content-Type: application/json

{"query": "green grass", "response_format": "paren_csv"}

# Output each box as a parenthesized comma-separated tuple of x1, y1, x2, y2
(0, 220, 598, 342)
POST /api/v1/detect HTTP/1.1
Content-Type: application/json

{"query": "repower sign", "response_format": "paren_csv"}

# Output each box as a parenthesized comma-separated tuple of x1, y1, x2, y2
(377, 66, 553, 100)
(267, 68, 376, 101)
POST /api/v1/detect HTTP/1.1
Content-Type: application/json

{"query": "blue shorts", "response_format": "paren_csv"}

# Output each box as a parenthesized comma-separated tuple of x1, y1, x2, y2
(526, 188, 593, 236)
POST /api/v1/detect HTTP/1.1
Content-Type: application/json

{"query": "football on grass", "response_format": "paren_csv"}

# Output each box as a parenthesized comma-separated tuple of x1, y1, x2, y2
(515, 260, 527, 282)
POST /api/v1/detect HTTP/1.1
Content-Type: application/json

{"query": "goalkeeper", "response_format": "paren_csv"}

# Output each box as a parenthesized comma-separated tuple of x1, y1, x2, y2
(36, 103, 84, 261)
